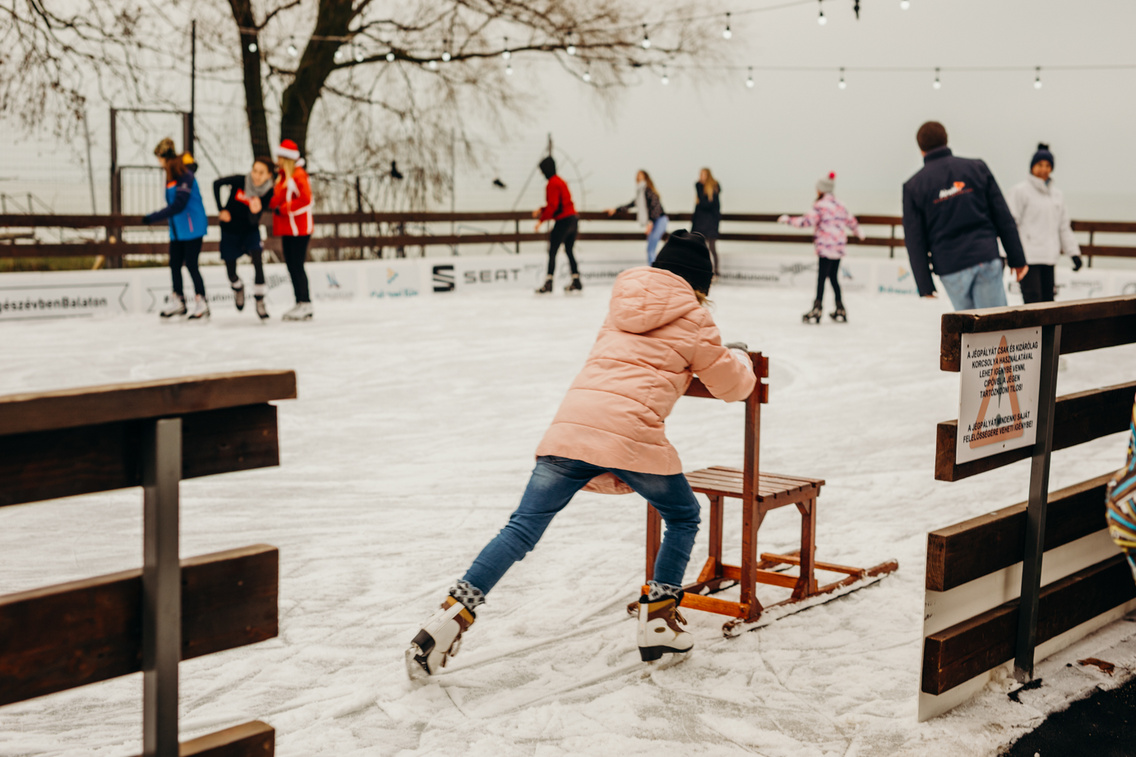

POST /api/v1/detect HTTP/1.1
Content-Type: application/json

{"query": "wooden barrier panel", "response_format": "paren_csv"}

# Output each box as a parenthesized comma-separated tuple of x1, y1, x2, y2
(0, 404, 281, 507)
(926, 473, 1116, 591)
(0, 545, 278, 705)
(939, 296, 1136, 372)
(0, 370, 297, 436)
(935, 381, 1136, 481)
(922, 555, 1136, 695)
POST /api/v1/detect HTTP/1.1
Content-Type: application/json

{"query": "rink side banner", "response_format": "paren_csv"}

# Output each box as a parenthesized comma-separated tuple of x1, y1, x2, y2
(956, 327, 1042, 464)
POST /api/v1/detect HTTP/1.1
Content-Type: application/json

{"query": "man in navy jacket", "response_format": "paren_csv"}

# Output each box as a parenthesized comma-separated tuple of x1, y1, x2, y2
(902, 121, 1028, 309)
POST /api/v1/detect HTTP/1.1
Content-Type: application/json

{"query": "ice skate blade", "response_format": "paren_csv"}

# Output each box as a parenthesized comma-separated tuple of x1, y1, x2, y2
(405, 643, 431, 681)
(639, 645, 692, 663)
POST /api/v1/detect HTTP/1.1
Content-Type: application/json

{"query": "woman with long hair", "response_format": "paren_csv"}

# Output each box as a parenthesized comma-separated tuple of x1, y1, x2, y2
(269, 139, 314, 321)
(607, 169, 668, 263)
(143, 137, 210, 320)
(214, 157, 275, 319)
(691, 168, 722, 275)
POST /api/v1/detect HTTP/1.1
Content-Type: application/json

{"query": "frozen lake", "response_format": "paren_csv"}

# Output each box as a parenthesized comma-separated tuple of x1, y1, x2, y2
(1, 282, 1133, 756)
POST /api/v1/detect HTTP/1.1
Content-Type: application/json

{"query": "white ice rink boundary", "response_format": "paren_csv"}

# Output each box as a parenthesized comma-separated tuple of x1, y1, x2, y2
(2, 249, 1134, 321)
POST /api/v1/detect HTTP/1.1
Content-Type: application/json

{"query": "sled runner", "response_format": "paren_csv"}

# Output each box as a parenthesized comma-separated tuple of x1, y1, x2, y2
(629, 352, 898, 635)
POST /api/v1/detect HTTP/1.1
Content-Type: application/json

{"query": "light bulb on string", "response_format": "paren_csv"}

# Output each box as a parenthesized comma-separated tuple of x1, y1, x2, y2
(442, 41, 451, 62)
(428, 59, 438, 70)
(248, 41, 258, 53)
(838, 67, 846, 89)
(818, 1, 827, 25)
(900, 0, 910, 8)
(502, 37, 511, 59)
(661, 66, 669, 85)
(1034, 66, 1042, 89)
(287, 40, 298, 58)
(641, 24, 651, 49)
(386, 51, 395, 62)
(582, 69, 592, 83)
(932, 67, 941, 89)
(506, 61, 513, 75)
(333, 48, 343, 63)
(723, 13, 733, 39)
(566, 32, 576, 56)
(746, 66, 755, 89)
(355, 46, 364, 63)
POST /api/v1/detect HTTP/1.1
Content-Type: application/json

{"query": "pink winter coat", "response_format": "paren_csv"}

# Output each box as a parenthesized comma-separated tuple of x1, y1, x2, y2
(535, 267, 757, 494)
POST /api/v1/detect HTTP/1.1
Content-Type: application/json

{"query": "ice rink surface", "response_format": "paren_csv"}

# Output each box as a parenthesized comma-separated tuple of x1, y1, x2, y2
(1, 282, 1134, 756)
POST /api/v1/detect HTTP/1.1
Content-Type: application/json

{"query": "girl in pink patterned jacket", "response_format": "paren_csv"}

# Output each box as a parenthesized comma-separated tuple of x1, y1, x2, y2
(779, 172, 865, 323)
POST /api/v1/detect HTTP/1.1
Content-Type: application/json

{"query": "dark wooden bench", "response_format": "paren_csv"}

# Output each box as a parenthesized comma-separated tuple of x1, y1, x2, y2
(640, 352, 898, 634)
(0, 371, 295, 757)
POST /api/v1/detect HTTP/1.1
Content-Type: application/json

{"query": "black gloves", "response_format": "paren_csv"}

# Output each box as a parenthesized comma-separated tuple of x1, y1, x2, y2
(1071, 255, 1083, 272)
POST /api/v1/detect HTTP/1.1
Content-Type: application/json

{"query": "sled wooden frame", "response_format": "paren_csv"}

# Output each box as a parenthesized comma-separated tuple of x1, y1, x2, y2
(637, 351, 898, 634)
(0, 371, 296, 757)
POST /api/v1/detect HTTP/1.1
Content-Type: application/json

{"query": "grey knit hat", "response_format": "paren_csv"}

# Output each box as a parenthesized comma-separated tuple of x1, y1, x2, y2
(816, 171, 836, 194)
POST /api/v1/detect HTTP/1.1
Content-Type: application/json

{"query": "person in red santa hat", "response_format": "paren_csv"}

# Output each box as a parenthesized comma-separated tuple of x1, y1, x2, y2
(269, 139, 314, 321)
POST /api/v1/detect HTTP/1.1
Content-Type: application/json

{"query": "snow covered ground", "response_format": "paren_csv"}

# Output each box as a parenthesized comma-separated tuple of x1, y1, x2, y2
(1, 282, 1134, 757)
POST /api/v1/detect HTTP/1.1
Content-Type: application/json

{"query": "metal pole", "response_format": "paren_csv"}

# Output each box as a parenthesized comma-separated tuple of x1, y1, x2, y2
(1013, 323, 1062, 682)
(188, 20, 196, 153)
(142, 418, 182, 757)
(82, 109, 98, 214)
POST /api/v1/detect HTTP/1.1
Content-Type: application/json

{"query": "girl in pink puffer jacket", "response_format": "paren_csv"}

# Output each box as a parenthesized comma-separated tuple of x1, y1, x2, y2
(408, 231, 756, 678)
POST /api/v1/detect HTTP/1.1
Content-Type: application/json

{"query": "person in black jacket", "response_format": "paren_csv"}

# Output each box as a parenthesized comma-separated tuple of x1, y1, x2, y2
(214, 157, 275, 319)
(691, 168, 721, 275)
(902, 121, 1028, 310)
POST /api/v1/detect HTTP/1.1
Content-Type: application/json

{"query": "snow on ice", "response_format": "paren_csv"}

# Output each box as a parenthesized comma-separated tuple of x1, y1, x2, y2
(1, 284, 1134, 756)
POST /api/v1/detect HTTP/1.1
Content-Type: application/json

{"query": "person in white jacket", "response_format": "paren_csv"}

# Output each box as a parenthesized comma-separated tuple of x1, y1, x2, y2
(1008, 143, 1083, 303)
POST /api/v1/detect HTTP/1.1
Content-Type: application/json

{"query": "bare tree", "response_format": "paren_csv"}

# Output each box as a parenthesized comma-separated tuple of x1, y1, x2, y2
(1, 0, 722, 199)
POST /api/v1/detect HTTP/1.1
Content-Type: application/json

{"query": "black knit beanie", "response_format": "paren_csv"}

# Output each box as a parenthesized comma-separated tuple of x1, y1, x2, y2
(653, 230, 714, 295)
(539, 157, 557, 179)
(1031, 143, 1055, 170)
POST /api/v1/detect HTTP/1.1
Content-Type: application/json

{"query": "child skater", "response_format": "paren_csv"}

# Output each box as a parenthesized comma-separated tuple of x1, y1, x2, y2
(532, 156, 582, 294)
(407, 230, 756, 677)
(269, 139, 314, 321)
(778, 172, 864, 323)
(143, 138, 209, 320)
(214, 157, 274, 319)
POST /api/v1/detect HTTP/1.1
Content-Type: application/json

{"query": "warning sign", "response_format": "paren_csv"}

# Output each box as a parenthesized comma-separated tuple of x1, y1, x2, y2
(957, 327, 1042, 464)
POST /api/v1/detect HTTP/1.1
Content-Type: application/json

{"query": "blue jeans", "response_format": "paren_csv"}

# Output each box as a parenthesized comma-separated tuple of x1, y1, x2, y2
(646, 215, 669, 264)
(938, 258, 1007, 310)
(462, 456, 701, 594)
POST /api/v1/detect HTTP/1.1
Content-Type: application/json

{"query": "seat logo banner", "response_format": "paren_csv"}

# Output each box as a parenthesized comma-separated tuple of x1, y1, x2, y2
(956, 327, 1042, 463)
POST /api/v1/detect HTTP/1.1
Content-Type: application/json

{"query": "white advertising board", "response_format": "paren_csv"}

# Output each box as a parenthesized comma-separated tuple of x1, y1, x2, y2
(956, 326, 1042, 464)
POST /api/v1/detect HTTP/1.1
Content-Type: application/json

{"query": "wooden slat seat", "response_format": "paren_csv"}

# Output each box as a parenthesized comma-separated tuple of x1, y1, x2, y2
(686, 465, 826, 503)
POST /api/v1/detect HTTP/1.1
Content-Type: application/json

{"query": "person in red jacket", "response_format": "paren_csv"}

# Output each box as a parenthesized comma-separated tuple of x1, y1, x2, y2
(269, 139, 314, 321)
(532, 156, 581, 294)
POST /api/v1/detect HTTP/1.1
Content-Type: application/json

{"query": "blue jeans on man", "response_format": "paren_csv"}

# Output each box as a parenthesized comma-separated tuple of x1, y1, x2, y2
(462, 455, 701, 594)
(937, 258, 1007, 310)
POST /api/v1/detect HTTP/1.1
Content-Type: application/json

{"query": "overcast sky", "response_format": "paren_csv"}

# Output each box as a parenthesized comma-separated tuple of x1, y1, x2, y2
(4, 0, 1133, 220)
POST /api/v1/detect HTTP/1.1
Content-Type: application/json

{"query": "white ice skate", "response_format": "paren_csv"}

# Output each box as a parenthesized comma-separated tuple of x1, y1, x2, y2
(406, 596, 476, 679)
(282, 302, 312, 321)
(637, 585, 693, 662)
(160, 293, 187, 318)
(186, 294, 210, 321)
(232, 280, 245, 311)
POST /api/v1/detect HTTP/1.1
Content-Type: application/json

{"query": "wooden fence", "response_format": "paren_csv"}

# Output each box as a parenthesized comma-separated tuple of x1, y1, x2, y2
(919, 296, 1136, 720)
(2, 211, 1134, 263)
(0, 371, 296, 756)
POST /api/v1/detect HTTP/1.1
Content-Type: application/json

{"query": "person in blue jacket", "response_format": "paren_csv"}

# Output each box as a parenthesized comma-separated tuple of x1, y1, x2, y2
(902, 121, 1028, 310)
(143, 137, 210, 320)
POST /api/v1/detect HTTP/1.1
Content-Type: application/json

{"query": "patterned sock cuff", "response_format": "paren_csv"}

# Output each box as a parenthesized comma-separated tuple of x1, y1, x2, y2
(450, 579, 486, 610)
(646, 580, 683, 602)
